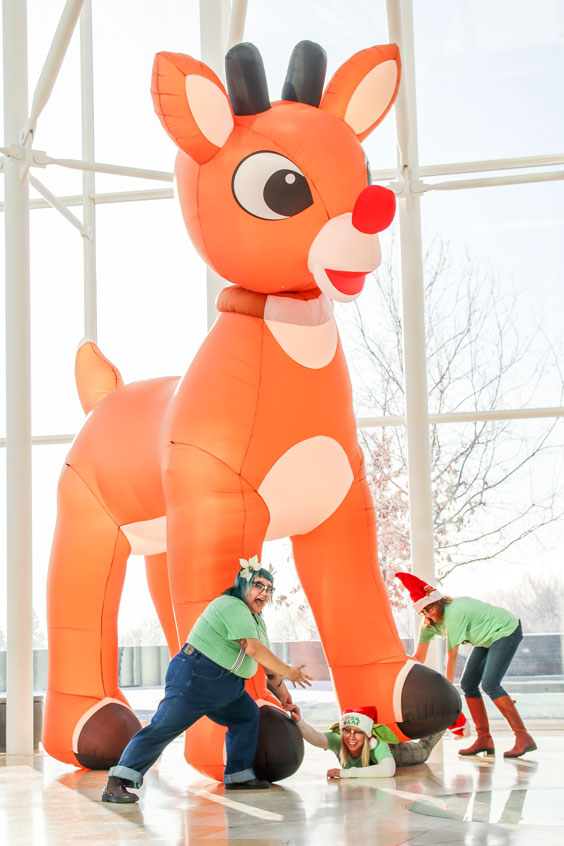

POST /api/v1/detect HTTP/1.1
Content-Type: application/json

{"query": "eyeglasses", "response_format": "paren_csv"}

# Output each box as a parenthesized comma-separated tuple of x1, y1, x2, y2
(342, 727, 365, 738)
(252, 580, 275, 595)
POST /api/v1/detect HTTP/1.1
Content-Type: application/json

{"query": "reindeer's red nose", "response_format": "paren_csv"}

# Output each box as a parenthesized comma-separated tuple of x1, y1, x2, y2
(352, 185, 396, 234)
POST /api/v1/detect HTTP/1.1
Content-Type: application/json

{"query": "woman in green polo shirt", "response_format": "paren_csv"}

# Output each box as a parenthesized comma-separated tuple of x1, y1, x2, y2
(101, 556, 312, 803)
(395, 572, 536, 760)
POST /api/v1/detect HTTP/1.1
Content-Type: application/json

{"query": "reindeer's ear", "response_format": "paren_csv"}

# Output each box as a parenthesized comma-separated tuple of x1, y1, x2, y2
(319, 44, 400, 141)
(151, 52, 235, 163)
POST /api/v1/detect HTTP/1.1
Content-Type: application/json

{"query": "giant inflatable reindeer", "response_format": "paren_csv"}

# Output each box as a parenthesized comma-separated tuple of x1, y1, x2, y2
(44, 41, 460, 779)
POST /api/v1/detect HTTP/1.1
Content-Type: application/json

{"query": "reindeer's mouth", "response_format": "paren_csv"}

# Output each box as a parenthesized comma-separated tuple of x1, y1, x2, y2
(325, 269, 367, 296)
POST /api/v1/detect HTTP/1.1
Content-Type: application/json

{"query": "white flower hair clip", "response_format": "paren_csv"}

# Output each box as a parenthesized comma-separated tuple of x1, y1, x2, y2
(239, 555, 262, 581)
(239, 555, 276, 581)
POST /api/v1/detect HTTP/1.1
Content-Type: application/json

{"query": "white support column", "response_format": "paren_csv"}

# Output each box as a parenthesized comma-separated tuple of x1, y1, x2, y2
(200, 0, 231, 329)
(80, 0, 97, 340)
(387, 1, 440, 662)
(227, 0, 248, 48)
(3, 0, 34, 753)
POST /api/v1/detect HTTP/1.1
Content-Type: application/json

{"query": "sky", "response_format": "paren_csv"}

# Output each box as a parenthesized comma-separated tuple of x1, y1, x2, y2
(1, 0, 564, 647)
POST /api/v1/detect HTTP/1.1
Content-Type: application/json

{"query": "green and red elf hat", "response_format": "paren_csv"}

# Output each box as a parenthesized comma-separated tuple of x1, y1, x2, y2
(332, 706, 399, 745)
(395, 571, 442, 613)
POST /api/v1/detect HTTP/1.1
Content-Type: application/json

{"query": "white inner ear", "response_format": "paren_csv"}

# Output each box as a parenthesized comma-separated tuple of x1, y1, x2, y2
(185, 74, 234, 148)
(344, 60, 398, 135)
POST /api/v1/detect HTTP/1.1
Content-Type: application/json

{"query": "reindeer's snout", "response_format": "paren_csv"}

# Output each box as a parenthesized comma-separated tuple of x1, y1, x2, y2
(352, 185, 396, 234)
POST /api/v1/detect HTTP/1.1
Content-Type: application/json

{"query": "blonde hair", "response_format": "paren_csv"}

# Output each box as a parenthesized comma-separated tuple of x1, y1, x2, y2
(340, 732, 371, 768)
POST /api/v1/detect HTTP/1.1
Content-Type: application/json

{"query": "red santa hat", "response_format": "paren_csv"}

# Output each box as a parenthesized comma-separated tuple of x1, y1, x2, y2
(395, 571, 442, 613)
(340, 706, 377, 737)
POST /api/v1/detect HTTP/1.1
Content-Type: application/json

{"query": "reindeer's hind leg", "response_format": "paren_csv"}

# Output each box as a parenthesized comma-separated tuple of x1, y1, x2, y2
(145, 552, 180, 657)
(43, 464, 141, 768)
(292, 470, 460, 740)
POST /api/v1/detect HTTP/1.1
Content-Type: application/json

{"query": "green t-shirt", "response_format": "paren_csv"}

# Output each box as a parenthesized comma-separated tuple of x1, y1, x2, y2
(324, 730, 393, 767)
(188, 595, 270, 678)
(418, 596, 519, 651)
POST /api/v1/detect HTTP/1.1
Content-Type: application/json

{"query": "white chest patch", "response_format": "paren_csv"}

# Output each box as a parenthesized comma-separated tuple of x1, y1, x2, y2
(264, 294, 338, 368)
(258, 436, 354, 540)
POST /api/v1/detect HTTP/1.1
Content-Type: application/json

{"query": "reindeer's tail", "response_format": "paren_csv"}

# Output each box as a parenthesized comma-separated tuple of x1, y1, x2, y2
(75, 339, 124, 414)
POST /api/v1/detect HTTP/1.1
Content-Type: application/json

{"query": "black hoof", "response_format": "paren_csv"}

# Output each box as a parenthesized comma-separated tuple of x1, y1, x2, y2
(76, 702, 142, 770)
(253, 704, 304, 782)
(398, 663, 462, 739)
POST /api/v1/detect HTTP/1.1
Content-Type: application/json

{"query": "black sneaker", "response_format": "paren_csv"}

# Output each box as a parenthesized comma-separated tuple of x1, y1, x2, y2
(101, 776, 139, 803)
(225, 778, 271, 790)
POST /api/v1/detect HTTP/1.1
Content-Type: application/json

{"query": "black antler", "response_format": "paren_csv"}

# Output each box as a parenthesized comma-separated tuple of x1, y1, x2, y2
(282, 40, 327, 107)
(225, 42, 271, 116)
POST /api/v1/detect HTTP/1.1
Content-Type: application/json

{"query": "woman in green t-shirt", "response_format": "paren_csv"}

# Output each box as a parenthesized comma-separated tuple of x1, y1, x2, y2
(396, 571, 536, 760)
(290, 704, 443, 778)
(101, 556, 312, 803)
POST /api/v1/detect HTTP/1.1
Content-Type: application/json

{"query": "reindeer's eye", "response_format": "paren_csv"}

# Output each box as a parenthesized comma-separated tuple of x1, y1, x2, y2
(232, 151, 313, 220)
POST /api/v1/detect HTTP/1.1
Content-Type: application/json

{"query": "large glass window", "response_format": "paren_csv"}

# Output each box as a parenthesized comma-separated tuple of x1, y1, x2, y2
(2, 2, 563, 704)
(413, 0, 564, 165)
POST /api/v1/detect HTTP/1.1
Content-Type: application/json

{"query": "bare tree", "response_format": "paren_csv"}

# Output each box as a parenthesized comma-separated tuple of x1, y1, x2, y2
(482, 573, 564, 633)
(342, 237, 564, 597)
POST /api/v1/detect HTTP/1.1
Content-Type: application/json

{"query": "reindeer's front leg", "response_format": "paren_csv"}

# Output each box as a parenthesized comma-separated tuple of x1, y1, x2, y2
(292, 469, 460, 740)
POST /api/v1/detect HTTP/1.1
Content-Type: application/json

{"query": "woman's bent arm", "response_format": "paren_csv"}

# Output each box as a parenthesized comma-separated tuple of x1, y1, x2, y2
(242, 638, 311, 687)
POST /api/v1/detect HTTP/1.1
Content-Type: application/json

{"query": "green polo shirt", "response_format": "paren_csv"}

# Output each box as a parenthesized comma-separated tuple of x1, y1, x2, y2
(418, 596, 519, 651)
(324, 730, 393, 767)
(188, 595, 270, 678)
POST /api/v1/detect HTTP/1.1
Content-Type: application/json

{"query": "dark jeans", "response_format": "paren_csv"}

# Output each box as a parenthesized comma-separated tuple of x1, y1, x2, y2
(460, 622, 522, 701)
(109, 645, 260, 787)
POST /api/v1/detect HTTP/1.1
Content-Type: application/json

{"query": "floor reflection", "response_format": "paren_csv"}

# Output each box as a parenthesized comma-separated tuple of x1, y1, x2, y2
(1, 728, 563, 845)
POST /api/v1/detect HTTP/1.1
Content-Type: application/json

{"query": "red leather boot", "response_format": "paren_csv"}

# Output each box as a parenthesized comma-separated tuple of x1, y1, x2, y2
(493, 695, 537, 758)
(458, 697, 495, 756)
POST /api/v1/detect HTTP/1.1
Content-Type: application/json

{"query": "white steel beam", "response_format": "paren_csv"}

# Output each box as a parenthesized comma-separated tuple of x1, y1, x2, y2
(386, 1, 438, 613)
(29, 174, 92, 237)
(80, 0, 97, 339)
(2, 0, 34, 754)
(33, 152, 173, 182)
(20, 0, 85, 144)
(200, 0, 231, 329)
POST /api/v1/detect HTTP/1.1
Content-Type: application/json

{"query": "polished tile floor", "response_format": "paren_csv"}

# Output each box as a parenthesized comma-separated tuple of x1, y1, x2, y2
(1, 725, 563, 845)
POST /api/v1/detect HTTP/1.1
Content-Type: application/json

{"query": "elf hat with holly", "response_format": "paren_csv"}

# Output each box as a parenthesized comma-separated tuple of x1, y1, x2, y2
(395, 571, 443, 613)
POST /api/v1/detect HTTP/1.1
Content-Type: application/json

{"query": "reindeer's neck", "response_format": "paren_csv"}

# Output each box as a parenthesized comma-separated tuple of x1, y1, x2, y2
(216, 286, 338, 368)
(217, 286, 333, 326)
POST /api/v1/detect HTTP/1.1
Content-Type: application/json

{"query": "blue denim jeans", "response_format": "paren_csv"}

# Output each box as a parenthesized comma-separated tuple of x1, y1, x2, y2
(460, 621, 522, 701)
(109, 645, 260, 787)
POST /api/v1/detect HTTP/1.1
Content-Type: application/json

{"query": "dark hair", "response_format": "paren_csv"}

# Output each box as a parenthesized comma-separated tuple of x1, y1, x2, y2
(421, 596, 452, 627)
(223, 568, 274, 603)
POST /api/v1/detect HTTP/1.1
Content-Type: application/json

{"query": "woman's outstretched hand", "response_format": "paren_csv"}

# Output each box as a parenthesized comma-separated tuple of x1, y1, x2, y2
(327, 768, 341, 779)
(286, 664, 313, 688)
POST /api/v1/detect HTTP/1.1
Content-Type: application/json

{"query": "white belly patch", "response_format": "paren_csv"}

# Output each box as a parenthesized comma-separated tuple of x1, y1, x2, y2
(121, 515, 167, 555)
(121, 437, 353, 551)
(258, 436, 354, 540)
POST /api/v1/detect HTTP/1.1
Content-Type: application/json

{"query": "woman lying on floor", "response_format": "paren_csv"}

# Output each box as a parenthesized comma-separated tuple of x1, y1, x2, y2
(289, 704, 443, 779)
